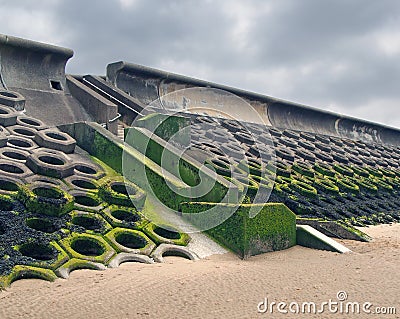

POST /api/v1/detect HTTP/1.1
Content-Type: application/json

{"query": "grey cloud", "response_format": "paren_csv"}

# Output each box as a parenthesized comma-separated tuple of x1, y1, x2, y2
(0, 0, 400, 127)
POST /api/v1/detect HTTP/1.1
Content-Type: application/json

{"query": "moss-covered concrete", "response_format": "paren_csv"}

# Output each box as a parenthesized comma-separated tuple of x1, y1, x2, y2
(181, 202, 297, 259)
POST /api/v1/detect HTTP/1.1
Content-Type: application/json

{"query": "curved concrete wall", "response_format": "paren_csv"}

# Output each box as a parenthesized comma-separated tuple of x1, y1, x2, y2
(0, 34, 92, 127)
(107, 61, 400, 146)
(0, 34, 73, 92)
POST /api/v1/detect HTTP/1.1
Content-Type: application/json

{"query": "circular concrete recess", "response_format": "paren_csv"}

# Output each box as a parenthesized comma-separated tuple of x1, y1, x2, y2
(71, 214, 102, 230)
(70, 178, 97, 191)
(8, 125, 37, 138)
(25, 218, 57, 233)
(71, 238, 105, 256)
(45, 132, 68, 141)
(110, 182, 137, 196)
(19, 242, 55, 261)
(153, 226, 181, 240)
(74, 194, 101, 207)
(26, 150, 73, 179)
(7, 136, 36, 150)
(0, 147, 29, 162)
(0, 177, 19, 192)
(115, 232, 147, 249)
(73, 162, 105, 180)
(38, 155, 65, 166)
(16, 116, 46, 130)
(111, 209, 140, 223)
(0, 162, 24, 174)
(75, 164, 97, 175)
(32, 186, 64, 199)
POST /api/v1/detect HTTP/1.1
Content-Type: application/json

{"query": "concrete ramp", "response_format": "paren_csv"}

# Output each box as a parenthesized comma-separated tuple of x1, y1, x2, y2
(296, 225, 351, 253)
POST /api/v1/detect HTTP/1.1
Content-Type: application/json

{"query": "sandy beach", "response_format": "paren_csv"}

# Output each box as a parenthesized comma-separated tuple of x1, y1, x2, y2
(0, 223, 399, 319)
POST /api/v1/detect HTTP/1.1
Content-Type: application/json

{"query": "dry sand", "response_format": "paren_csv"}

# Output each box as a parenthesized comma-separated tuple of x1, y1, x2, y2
(0, 224, 399, 319)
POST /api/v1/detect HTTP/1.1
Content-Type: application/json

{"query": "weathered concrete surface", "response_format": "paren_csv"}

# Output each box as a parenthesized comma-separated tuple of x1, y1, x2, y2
(81, 75, 146, 124)
(0, 34, 91, 127)
(107, 61, 400, 146)
(66, 75, 119, 134)
(0, 34, 72, 92)
(296, 218, 371, 242)
(296, 225, 351, 253)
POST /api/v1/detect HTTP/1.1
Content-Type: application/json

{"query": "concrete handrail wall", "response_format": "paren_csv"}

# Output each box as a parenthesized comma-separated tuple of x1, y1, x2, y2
(106, 61, 400, 146)
(0, 34, 73, 92)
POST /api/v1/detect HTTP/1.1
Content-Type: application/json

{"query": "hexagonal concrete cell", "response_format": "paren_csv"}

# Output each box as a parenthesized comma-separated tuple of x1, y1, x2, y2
(60, 233, 116, 263)
(7, 135, 38, 151)
(0, 146, 30, 162)
(16, 116, 46, 130)
(73, 162, 106, 180)
(0, 105, 17, 127)
(69, 190, 105, 213)
(150, 244, 199, 263)
(0, 90, 25, 111)
(0, 175, 22, 196)
(18, 182, 74, 216)
(0, 159, 33, 180)
(105, 228, 155, 255)
(100, 205, 149, 230)
(25, 217, 59, 233)
(98, 178, 146, 209)
(26, 150, 74, 179)
(143, 223, 191, 246)
(7, 125, 37, 139)
(64, 176, 99, 192)
(16, 241, 69, 270)
(26, 175, 68, 189)
(55, 258, 106, 279)
(0, 125, 10, 135)
(69, 210, 112, 234)
(34, 129, 76, 154)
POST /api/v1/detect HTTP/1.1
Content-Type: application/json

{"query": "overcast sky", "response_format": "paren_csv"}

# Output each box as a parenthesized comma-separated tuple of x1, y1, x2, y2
(1, 0, 400, 127)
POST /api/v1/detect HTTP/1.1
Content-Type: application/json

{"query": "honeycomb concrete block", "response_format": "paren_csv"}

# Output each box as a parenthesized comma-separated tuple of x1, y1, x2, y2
(0, 159, 33, 180)
(150, 244, 199, 263)
(0, 175, 23, 196)
(73, 162, 106, 180)
(16, 116, 47, 130)
(34, 129, 76, 154)
(0, 147, 30, 163)
(7, 125, 37, 140)
(59, 233, 116, 264)
(7, 135, 38, 151)
(105, 228, 155, 255)
(0, 90, 25, 111)
(26, 150, 74, 179)
(107, 253, 154, 268)
(0, 105, 17, 127)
